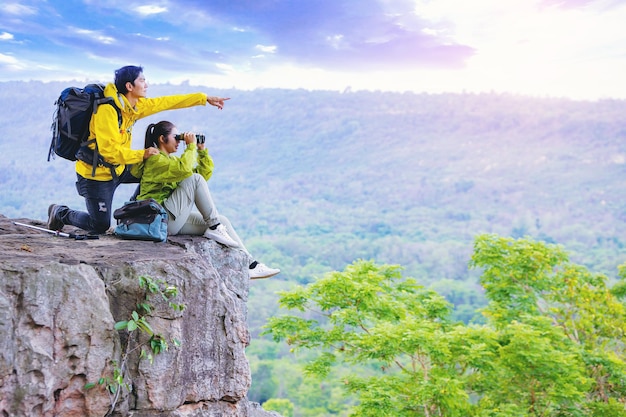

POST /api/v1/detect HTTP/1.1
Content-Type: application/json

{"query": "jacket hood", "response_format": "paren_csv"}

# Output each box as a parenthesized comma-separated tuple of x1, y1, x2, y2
(104, 82, 133, 114)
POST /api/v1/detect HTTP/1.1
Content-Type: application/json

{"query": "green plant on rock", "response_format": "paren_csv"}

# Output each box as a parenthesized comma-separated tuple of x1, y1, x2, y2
(86, 274, 185, 416)
(115, 275, 184, 363)
(83, 361, 128, 396)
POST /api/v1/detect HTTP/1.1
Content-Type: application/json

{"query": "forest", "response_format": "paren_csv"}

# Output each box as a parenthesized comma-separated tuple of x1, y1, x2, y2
(1, 81, 626, 415)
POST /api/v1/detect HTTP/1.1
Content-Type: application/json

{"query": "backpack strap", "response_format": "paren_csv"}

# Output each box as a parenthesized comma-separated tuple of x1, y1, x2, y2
(76, 100, 123, 179)
(130, 184, 141, 201)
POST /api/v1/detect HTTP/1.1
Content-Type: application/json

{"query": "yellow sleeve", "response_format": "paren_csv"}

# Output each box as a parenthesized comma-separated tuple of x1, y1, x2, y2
(136, 93, 208, 118)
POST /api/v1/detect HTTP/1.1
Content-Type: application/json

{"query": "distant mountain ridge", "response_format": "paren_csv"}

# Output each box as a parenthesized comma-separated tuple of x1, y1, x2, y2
(2, 81, 626, 294)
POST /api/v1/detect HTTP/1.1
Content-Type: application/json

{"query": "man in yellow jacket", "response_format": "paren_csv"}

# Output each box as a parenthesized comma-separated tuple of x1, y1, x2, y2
(46, 65, 229, 234)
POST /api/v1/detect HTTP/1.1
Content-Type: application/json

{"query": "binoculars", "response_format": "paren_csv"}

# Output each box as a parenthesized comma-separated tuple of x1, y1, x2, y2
(175, 133, 205, 144)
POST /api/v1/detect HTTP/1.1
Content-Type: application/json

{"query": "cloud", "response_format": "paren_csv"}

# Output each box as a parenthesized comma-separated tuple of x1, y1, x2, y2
(0, 53, 19, 64)
(0, 0, 624, 99)
(0, 0, 474, 77)
(1, 3, 37, 15)
(255, 44, 277, 53)
(73, 28, 117, 45)
(135, 33, 171, 42)
(0, 52, 24, 70)
(135, 5, 168, 16)
(539, 0, 596, 9)
(177, 0, 474, 70)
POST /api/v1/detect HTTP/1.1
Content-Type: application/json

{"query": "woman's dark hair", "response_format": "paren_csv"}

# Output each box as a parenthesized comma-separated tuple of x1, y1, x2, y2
(144, 121, 175, 149)
(114, 65, 144, 94)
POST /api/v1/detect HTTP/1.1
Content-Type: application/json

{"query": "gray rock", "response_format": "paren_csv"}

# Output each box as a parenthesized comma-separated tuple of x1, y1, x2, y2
(0, 216, 281, 417)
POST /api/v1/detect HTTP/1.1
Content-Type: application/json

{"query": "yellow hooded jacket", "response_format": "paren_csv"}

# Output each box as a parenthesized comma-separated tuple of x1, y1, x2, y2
(75, 83, 207, 181)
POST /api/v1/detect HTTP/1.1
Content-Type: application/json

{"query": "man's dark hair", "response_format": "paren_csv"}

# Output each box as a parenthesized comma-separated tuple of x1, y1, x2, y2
(114, 65, 144, 94)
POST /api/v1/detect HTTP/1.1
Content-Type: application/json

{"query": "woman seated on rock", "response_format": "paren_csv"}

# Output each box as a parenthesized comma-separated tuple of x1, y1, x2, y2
(131, 120, 280, 280)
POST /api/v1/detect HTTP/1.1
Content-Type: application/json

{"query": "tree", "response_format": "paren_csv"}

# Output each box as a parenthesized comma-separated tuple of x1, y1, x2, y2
(471, 234, 626, 415)
(264, 260, 470, 416)
(249, 362, 278, 404)
(263, 235, 626, 416)
(264, 398, 295, 417)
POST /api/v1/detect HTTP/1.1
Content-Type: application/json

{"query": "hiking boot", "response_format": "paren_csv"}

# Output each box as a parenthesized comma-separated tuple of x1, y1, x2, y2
(47, 204, 67, 231)
(249, 263, 281, 280)
(203, 224, 239, 247)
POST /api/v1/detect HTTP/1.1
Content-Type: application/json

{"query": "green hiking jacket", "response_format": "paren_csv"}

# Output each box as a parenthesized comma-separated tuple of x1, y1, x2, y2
(130, 143, 214, 205)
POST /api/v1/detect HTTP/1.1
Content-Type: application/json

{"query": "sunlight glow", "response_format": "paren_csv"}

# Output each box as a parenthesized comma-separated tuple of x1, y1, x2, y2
(408, 0, 626, 98)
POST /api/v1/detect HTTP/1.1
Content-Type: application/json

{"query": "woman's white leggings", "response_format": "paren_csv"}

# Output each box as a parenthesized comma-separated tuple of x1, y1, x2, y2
(162, 173, 248, 252)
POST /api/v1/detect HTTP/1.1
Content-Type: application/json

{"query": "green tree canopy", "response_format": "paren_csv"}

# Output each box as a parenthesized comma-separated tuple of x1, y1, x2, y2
(264, 235, 626, 416)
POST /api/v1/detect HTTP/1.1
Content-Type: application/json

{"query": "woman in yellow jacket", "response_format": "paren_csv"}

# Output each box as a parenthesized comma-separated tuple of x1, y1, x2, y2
(47, 65, 228, 234)
(131, 120, 280, 280)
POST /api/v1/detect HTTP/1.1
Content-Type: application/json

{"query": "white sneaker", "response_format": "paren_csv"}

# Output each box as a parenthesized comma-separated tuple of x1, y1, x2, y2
(203, 224, 239, 247)
(249, 263, 280, 280)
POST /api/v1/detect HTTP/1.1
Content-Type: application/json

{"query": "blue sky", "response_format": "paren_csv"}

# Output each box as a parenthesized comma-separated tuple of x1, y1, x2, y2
(1, 0, 624, 100)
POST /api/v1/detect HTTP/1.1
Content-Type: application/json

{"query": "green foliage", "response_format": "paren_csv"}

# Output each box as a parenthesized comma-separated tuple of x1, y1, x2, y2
(265, 260, 466, 416)
(263, 237, 626, 416)
(113, 275, 185, 363)
(249, 362, 279, 403)
(84, 361, 129, 396)
(471, 235, 626, 397)
(86, 275, 184, 415)
(263, 398, 295, 417)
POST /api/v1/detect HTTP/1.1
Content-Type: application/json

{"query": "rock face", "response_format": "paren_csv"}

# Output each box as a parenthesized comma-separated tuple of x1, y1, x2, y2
(0, 216, 281, 417)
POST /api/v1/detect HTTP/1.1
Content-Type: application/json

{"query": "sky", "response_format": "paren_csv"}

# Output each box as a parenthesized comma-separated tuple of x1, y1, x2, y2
(1, 0, 625, 100)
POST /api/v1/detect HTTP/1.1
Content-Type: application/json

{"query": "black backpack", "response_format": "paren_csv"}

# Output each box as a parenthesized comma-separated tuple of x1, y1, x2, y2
(48, 83, 122, 176)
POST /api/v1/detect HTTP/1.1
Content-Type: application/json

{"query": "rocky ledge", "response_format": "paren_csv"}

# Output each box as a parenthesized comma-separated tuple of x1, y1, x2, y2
(0, 215, 280, 417)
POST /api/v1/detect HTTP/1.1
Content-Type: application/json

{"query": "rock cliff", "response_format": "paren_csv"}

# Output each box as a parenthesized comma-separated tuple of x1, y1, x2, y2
(0, 215, 281, 417)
